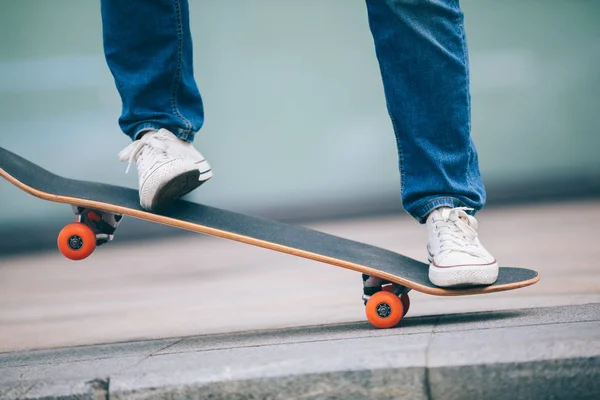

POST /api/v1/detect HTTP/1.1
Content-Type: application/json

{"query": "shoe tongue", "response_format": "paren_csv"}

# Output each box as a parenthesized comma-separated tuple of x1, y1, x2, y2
(450, 208, 478, 232)
(433, 207, 475, 227)
(438, 207, 453, 220)
(441, 208, 473, 227)
(156, 128, 179, 141)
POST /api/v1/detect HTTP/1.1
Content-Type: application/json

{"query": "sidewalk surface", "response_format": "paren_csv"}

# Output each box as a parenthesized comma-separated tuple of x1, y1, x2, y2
(1, 200, 599, 398)
(1, 303, 599, 399)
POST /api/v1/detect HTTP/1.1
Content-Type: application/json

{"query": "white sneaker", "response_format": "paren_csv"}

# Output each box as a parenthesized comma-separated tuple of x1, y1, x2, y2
(118, 128, 213, 210)
(426, 207, 498, 287)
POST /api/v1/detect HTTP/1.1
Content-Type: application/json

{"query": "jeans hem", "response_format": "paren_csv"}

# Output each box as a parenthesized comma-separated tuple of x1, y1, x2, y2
(408, 197, 472, 224)
(131, 123, 195, 142)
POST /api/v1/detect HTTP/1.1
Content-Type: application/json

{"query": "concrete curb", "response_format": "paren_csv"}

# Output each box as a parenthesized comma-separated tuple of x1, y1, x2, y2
(1, 303, 599, 400)
(105, 357, 600, 400)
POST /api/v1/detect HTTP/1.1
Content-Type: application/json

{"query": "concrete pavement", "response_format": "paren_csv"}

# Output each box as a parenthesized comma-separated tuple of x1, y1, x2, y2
(1, 303, 599, 399)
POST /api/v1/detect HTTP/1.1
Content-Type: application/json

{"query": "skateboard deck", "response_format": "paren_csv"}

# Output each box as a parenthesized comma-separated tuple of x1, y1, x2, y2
(0, 146, 539, 299)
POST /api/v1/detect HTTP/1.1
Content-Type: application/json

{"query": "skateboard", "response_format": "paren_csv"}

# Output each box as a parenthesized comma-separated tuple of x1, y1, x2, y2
(0, 146, 539, 329)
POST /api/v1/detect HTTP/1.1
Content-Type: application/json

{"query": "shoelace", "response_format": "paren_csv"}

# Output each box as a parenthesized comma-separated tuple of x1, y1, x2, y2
(117, 134, 173, 175)
(434, 207, 488, 258)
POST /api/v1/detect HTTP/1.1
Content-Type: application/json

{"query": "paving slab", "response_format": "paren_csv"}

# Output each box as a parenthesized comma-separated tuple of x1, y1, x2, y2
(429, 357, 600, 400)
(0, 339, 178, 369)
(111, 333, 431, 395)
(9, 380, 102, 400)
(111, 368, 428, 400)
(155, 317, 438, 356)
(433, 301, 600, 332)
(428, 321, 600, 367)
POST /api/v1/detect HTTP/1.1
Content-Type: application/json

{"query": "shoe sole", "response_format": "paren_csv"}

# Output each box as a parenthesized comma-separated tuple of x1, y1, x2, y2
(151, 167, 213, 210)
(429, 263, 499, 288)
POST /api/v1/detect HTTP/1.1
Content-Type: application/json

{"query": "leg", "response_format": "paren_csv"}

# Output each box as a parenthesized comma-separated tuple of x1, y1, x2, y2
(365, 0, 485, 223)
(364, 0, 498, 289)
(100, 0, 204, 142)
(101, 0, 212, 211)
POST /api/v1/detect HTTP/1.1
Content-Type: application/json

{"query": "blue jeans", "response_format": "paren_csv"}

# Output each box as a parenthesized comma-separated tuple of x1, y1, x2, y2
(100, 0, 486, 222)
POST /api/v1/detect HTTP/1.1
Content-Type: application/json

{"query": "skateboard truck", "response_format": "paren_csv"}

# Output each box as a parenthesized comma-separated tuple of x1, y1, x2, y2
(72, 206, 123, 245)
(362, 282, 411, 303)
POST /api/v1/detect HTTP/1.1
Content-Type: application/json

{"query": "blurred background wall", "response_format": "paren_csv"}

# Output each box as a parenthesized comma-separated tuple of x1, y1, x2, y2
(1, 0, 599, 254)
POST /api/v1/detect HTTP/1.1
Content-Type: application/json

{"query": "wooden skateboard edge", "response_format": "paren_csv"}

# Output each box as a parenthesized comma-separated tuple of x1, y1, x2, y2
(0, 167, 540, 296)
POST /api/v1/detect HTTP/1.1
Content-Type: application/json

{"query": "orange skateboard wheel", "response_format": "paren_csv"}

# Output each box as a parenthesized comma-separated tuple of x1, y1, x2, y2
(57, 223, 96, 260)
(365, 291, 404, 329)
